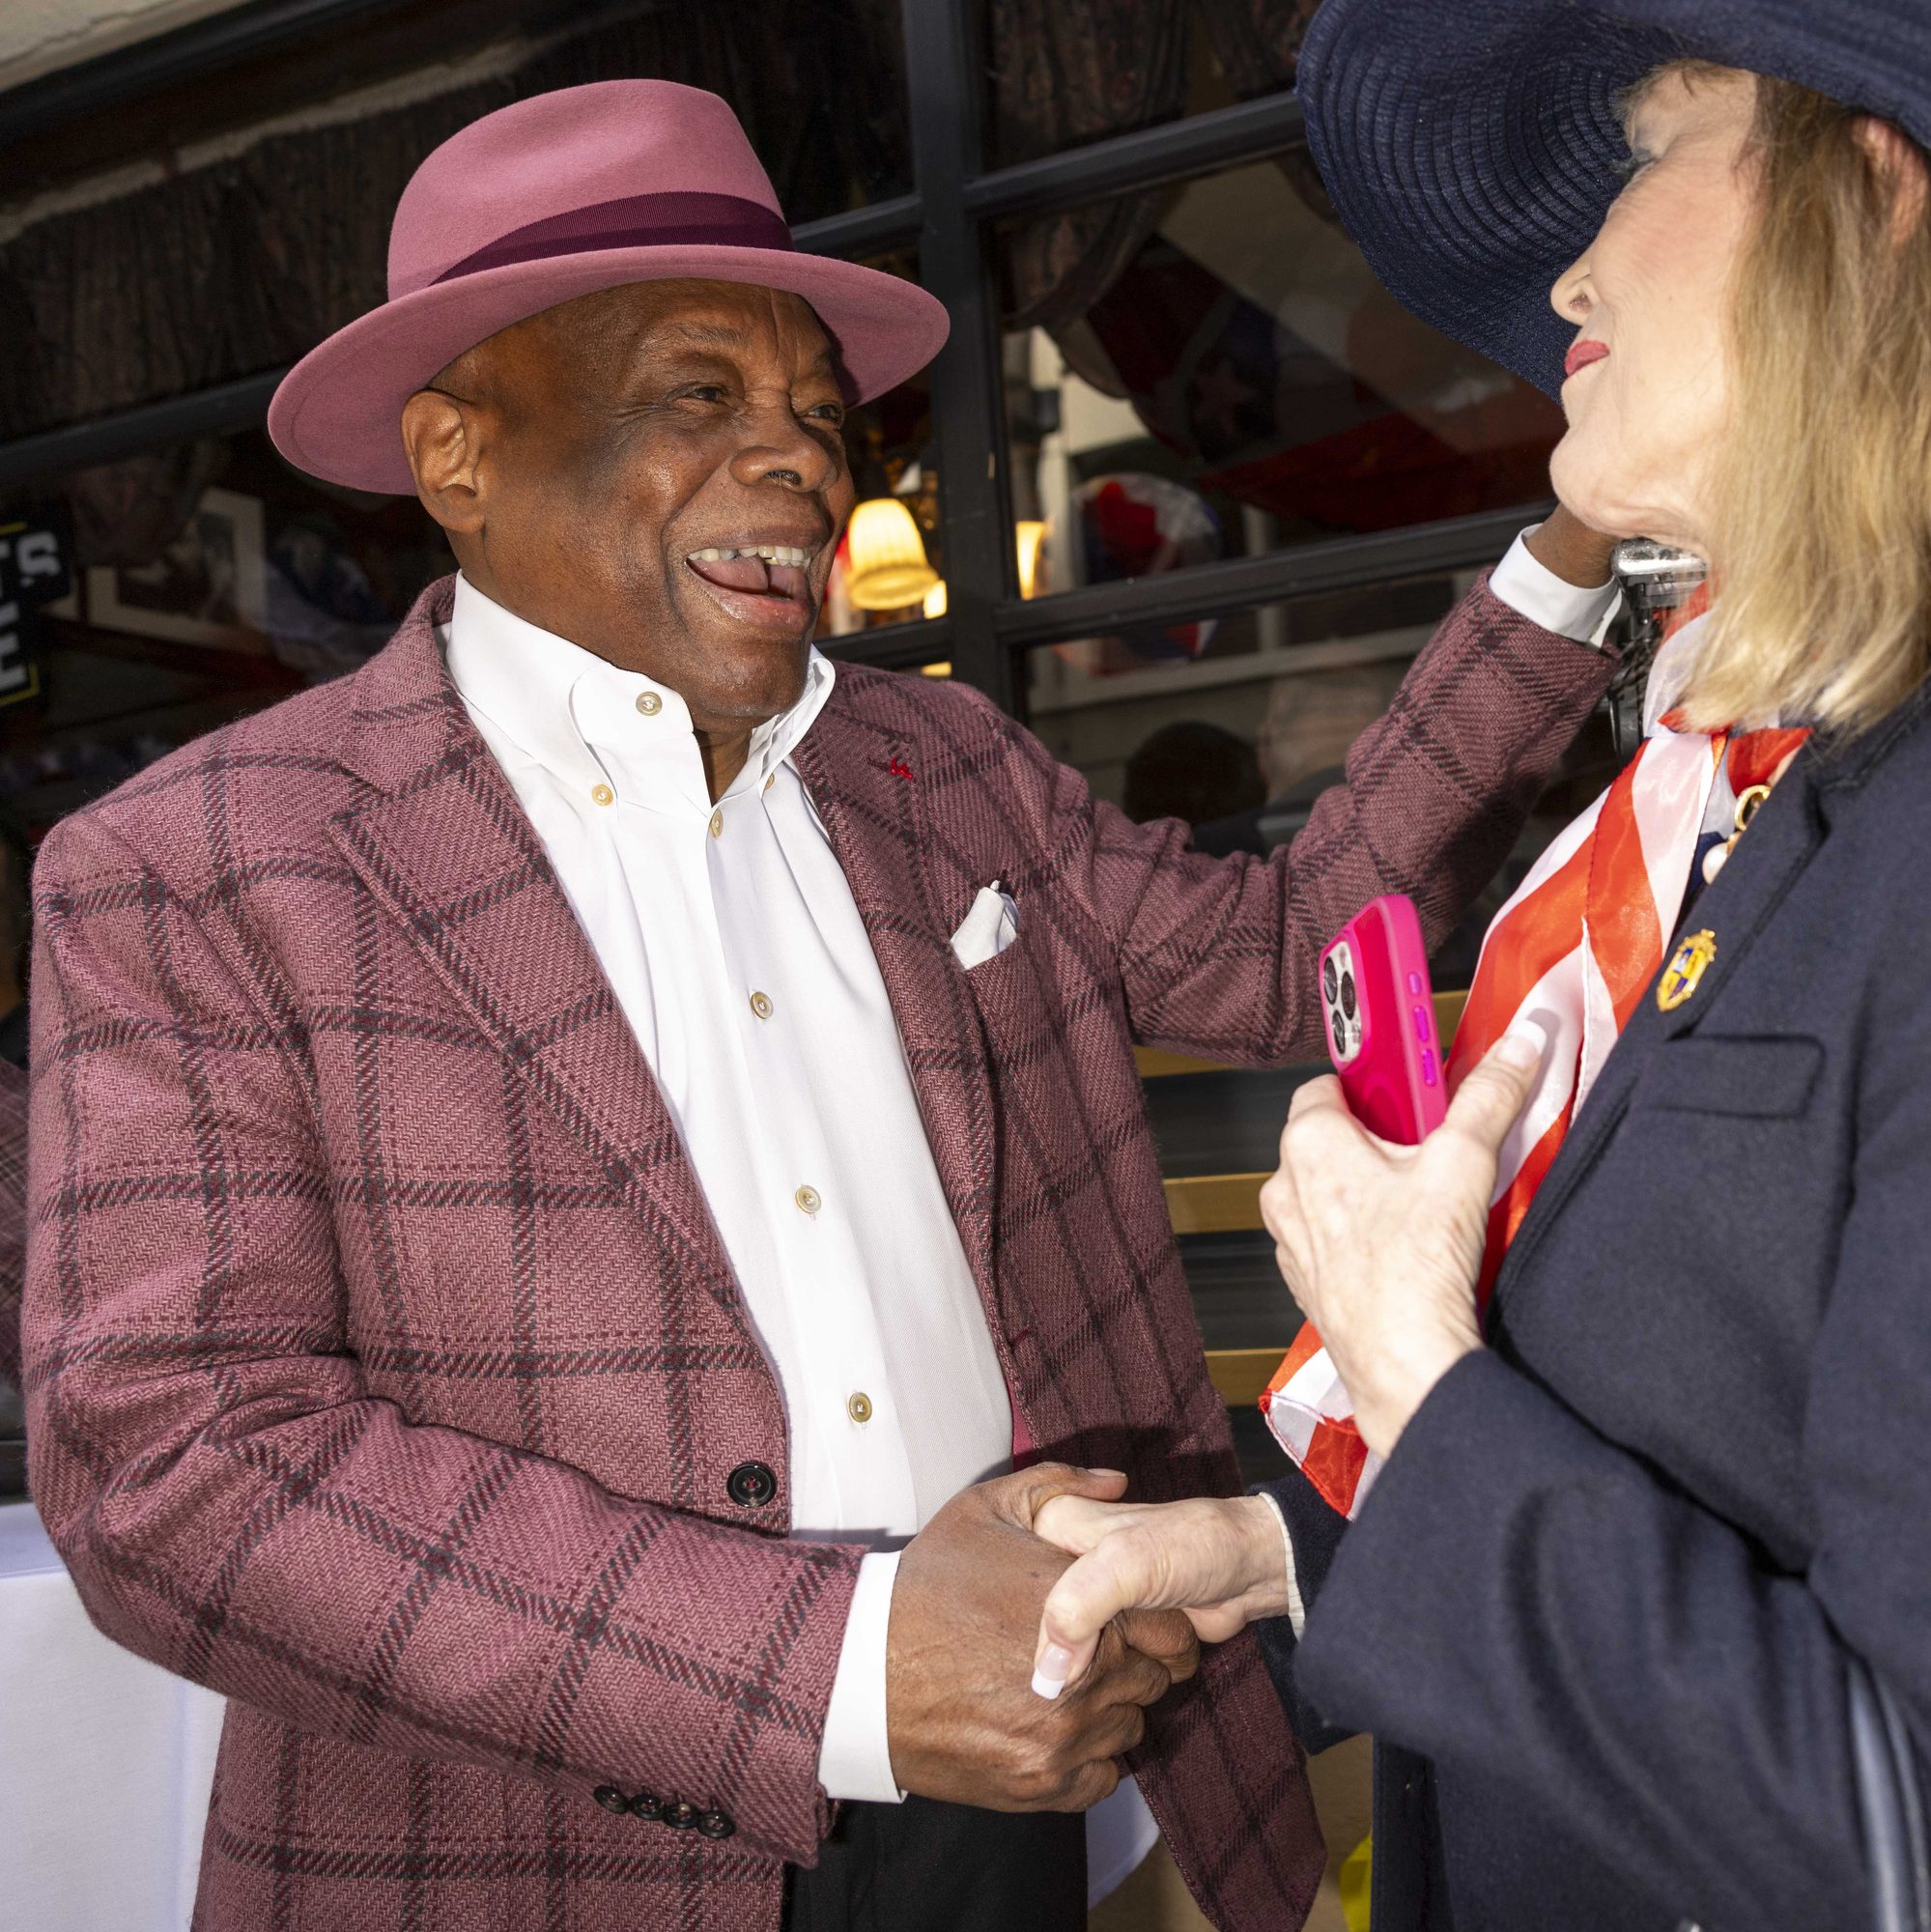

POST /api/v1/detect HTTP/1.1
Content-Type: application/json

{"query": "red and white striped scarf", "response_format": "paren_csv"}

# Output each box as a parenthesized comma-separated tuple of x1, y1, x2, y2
(1261, 611, 1810, 1517)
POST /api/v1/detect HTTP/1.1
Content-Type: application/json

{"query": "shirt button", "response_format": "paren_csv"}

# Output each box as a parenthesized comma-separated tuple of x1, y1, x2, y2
(794, 1184, 821, 1216)
(591, 783, 615, 807)
(749, 991, 773, 1020)
(709, 809, 724, 838)
(763, 773, 776, 792)
(636, 692, 663, 716)
(847, 1392, 872, 1425)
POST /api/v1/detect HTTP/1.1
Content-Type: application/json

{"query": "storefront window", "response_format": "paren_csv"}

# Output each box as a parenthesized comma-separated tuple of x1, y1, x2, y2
(981, 0, 1314, 169)
(997, 156, 1564, 608)
(818, 251, 944, 639)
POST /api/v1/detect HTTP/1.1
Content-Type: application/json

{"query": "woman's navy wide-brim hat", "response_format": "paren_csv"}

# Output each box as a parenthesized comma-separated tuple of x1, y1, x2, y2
(1296, 0, 1931, 398)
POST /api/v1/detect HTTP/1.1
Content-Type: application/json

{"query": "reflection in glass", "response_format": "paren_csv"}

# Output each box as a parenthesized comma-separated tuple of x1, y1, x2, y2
(1000, 152, 1565, 657)
(982, 0, 1313, 170)
(820, 250, 939, 639)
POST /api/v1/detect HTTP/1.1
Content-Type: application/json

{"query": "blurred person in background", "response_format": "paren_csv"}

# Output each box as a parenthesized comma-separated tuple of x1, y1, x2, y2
(1195, 668, 1391, 858)
(1122, 719, 1266, 829)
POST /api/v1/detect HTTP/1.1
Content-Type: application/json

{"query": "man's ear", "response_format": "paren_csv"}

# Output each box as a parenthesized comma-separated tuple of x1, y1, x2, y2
(401, 387, 488, 537)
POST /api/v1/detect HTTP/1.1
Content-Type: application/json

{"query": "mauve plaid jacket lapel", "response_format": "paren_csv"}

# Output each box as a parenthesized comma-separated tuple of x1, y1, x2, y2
(324, 613, 748, 1335)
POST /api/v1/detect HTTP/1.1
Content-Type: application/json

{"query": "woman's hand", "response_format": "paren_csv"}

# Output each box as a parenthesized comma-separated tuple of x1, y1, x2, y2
(1263, 1028, 1547, 1461)
(1028, 1492, 1291, 1700)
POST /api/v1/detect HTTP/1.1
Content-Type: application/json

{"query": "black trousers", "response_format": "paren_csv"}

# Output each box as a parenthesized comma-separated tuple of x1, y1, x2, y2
(783, 1797, 1087, 1932)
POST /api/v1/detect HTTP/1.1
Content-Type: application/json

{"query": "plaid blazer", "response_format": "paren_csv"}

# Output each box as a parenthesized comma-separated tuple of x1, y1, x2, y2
(0, 1056, 27, 1395)
(22, 574, 1606, 1932)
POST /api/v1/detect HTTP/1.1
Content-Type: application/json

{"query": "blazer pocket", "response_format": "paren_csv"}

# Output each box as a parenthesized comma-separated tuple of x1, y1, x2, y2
(1629, 1032, 1824, 1120)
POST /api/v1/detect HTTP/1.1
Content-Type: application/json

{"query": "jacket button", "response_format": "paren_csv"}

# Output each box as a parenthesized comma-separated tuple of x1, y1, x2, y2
(725, 1462, 777, 1508)
(663, 1799, 699, 1831)
(592, 1784, 629, 1814)
(628, 1790, 663, 1821)
(697, 1809, 736, 1840)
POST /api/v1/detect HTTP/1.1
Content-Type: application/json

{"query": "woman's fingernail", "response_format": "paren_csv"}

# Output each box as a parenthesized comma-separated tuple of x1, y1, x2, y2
(1494, 1031, 1541, 1069)
(1032, 1645, 1072, 1699)
(1496, 1013, 1554, 1069)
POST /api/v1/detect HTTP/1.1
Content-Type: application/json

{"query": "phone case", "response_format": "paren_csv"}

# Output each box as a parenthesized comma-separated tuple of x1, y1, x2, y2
(1320, 894, 1446, 1146)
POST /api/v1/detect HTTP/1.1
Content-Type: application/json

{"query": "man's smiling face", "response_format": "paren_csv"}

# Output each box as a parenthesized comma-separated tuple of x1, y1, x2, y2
(404, 277, 855, 741)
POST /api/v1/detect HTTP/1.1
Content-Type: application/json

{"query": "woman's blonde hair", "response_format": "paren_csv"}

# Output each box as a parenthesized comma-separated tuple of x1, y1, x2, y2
(1642, 64, 1931, 733)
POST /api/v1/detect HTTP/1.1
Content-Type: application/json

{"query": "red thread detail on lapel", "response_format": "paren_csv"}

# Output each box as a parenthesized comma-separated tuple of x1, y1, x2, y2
(886, 756, 915, 782)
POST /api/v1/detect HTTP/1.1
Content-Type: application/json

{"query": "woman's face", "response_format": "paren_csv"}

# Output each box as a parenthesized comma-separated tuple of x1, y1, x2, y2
(1548, 68, 1762, 554)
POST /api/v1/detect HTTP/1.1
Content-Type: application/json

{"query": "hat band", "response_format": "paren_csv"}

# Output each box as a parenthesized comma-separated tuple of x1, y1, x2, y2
(433, 191, 795, 284)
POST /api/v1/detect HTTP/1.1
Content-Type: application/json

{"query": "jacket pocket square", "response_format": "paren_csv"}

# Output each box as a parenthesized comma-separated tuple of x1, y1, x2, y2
(951, 883, 1019, 970)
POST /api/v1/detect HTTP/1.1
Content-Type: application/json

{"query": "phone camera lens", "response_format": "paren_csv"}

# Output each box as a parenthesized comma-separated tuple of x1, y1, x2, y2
(1331, 1009, 1348, 1054)
(1341, 973, 1357, 1019)
(1322, 957, 1338, 1002)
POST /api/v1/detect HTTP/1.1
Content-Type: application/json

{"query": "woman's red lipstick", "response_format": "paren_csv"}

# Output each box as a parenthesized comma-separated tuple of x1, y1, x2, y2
(1564, 339, 1610, 379)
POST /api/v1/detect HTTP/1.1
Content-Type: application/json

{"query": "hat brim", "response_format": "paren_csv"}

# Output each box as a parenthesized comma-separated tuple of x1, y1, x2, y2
(269, 245, 950, 494)
(1296, 0, 1931, 400)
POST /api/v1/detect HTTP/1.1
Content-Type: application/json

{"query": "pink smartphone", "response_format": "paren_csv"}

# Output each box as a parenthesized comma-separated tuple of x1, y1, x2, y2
(1319, 894, 1446, 1145)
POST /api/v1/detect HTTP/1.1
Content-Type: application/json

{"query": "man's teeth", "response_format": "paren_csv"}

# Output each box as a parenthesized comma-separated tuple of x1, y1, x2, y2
(689, 545, 811, 568)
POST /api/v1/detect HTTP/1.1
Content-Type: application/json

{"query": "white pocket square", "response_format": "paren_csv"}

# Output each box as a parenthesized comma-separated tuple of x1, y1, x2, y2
(951, 882, 1019, 970)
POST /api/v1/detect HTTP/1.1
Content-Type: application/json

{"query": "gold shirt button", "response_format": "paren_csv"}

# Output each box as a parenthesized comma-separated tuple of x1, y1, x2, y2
(709, 809, 724, 838)
(749, 991, 774, 1020)
(636, 692, 663, 717)
(847, 1392, 873, 1425)
(590, 782, 615, 807)
(764, 773, 776, 792)
(794, 1184, 822, 1216)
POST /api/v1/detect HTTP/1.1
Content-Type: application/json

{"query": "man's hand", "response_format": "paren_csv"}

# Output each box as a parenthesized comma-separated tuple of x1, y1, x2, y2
(886, 1464, 1200, 1811)
(1524, 500, 1620, 590)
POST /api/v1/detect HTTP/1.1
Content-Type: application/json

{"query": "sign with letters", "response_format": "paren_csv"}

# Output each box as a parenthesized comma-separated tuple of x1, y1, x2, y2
(0, 505, 74, 710)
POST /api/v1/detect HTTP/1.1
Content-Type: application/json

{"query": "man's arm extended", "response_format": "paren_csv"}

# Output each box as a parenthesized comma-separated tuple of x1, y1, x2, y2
(972, 510, 1618, 1065)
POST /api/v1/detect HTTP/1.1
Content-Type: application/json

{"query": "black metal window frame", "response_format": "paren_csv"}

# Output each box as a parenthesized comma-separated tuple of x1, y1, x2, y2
(0, 0, 1554, 714)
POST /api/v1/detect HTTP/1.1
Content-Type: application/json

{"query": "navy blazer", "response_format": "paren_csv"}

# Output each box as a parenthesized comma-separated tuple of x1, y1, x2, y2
(1260, 681, 1931, 1932)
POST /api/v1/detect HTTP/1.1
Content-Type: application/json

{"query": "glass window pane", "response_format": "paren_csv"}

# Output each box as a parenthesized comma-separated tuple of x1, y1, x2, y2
(1022, 572, 1619, 986)
(820, 249, 944, 640)
(982, 0, 1312, 169)
(998, 153, 1564, 610)
(0, 424, 452, 838)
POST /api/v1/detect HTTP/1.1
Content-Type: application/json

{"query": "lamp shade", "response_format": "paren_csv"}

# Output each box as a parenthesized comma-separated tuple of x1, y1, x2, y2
(922, 580, 948, 618)
(846, 497, 938, 611)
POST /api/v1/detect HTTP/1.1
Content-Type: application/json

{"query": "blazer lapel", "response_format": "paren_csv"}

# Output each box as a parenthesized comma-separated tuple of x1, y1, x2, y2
(790, 698, 1003, 1304)
(325, 586, 743, 1322)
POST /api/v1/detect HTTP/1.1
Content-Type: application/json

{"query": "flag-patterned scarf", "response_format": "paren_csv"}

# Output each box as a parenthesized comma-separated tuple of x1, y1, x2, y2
(1262, 608, 1810, 1517)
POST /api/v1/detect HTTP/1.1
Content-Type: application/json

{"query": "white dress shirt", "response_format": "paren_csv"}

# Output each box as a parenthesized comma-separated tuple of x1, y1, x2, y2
(442, 575, 1015, 1804)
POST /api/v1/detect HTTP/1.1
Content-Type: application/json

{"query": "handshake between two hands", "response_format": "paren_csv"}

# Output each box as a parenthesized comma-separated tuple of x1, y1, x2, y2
(882, 1026, 1553, 1813)
(881, 1462, 1289, 1814)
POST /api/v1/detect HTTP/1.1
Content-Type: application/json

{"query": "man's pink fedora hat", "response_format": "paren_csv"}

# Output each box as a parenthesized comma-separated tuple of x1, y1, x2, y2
(269, 79, 950, 495)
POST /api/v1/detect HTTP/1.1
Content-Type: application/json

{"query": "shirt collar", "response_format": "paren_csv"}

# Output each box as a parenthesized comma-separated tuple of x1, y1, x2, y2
(443, 573, 836, 813)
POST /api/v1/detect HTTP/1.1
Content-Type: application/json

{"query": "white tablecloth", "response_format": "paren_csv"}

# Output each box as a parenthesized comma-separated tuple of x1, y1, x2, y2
(0, 1500, 224, 1932)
